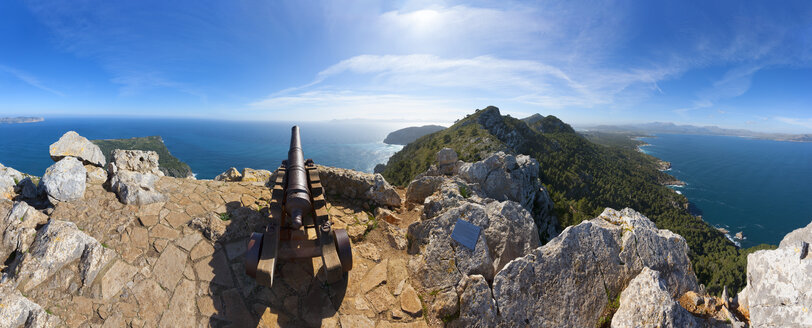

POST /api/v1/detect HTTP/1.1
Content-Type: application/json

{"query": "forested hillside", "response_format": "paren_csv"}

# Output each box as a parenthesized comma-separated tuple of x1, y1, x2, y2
(382, 106, 772, 295)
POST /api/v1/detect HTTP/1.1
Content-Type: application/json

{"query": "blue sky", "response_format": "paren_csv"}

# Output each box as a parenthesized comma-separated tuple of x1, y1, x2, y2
(1, 0, 811, 133)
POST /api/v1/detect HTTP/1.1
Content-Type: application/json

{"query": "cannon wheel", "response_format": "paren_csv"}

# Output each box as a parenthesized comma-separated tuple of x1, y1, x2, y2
(333, 229, 353, 272)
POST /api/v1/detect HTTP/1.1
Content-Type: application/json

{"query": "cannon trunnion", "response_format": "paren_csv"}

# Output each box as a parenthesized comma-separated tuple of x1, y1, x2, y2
(244, 126, 353, 288)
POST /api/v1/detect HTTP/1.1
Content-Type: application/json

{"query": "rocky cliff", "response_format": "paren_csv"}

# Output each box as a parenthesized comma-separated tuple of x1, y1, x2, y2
(0, 131, 799, 328)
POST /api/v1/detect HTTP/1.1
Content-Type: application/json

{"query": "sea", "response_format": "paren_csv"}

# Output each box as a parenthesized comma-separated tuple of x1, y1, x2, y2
(639, 134, 812, 248)
(0, 118, 404, 180)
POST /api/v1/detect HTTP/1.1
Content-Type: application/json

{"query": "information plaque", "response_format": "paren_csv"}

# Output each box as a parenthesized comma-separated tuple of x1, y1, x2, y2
(451, 218, 480, 250)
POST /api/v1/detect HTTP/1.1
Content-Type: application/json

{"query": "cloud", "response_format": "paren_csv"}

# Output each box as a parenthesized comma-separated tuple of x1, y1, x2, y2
(775, 117, 812, 129)
(0, 65, 64, 96)
(249, 90, 473, 122)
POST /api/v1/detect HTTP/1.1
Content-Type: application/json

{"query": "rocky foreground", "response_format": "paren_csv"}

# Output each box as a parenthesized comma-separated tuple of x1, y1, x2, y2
(0, 131, 809, 327)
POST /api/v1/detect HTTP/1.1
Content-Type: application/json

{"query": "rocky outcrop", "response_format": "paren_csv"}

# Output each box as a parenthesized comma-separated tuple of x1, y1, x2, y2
(318, 165, 401, 207)
(84, 164, 107, 184)
(49, 131, 106, 167)
(491, 208, 698, 327)
(108, 150, 167, 205)
(110, 149, 163, 176)
(39, 157, 86, 203)
(0, 202, 49, 269)
(9, 219, 115, 293)
(739, 219, 812, 327)
(214, 167, 242, 182)
(0, 287, 61, 327)
(0, 163, 24, 200)
(409, 200, 540, 289)
(453, 274, 498, 327)
(612, 267, 700, 328)
(241, 168, 272, 183)
(407, 150, 557, 242)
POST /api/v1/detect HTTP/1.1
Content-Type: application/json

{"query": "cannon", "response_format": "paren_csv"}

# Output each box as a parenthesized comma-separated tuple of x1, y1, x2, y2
(244, 126, 353, 287)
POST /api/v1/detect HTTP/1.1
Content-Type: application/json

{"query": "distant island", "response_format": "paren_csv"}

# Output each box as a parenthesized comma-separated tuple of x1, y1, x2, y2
(383, 125, 446, 145)
(91, 136, 194, 178)
(585, 122, 811, 142)
(0, 117, 44, 124)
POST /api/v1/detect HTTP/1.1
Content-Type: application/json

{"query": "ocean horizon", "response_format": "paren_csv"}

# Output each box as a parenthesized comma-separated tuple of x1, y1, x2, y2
(639, 134, 812, 248)
(0, 118, 405, 179)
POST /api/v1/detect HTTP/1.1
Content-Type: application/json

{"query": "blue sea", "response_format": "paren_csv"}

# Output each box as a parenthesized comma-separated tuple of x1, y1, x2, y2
(639, 134, 812, 248)
(0, 118, 403, 180)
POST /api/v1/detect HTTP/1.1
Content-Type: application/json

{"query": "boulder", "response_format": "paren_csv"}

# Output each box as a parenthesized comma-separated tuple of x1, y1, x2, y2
(491, 208, 698, 327)
(0, 163, 24, 200)
(405, 176, 445, 204)
(457, 151, 538, 211)
(0, 287, 61, 327)
(111, 149, 163, 176)
(408, 150, 558, 242)
(409, 200, 540, 289)
(451, 275, 497, 327)
(611, 267, 700, 328)
(85, 164, 108, 184)
(39, 157, 87, 202)
(109, 170, 167, 205)
(214, 167, 242, 182)
(11, 219, 115, 293)
(0, 202, 48, 266)
(742, 219, 812, 327)
(436, 147, 458, 175)
(317, 165, 401, 207)
(49, 131, 105, 166)
(241, 168, 272, 184)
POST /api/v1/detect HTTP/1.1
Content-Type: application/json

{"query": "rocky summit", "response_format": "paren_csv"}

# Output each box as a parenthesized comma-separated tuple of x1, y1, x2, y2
(0, 132, 808, 328)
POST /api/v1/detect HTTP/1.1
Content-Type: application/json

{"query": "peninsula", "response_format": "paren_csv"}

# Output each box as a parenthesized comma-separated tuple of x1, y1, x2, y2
(0, 117, 44, 124)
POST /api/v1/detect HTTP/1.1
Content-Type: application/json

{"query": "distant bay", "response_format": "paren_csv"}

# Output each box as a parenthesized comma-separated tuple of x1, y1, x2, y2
(0, 117, 404, 179)
(639, 134, 812, 248)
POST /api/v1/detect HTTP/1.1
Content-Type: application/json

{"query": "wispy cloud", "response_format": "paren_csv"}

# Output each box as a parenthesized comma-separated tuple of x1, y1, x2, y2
(775, 117, 812, 130)
(0, 65, 64, 96)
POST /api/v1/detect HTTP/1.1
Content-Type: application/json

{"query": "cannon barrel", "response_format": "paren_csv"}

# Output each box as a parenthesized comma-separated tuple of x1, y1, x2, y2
(285, 126, 311, 229)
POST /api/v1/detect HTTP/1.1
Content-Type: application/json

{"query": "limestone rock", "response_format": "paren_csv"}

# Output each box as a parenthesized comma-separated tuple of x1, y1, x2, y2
(0, 202, 48, 266)
(0, 287, 61, 327)
(39, 157, 86, 202)
(111, 149, 162, 176)
(492, 207, 698, 327)
(453, 275, 497, 327)
(436, 147, 458, 175)
(431, 289, 459, 319)
(0, 163, 24, 200)
(409, 200, 540, 289)
(109, 170, 167, 205)
(743, 219, 812, 327)
(317, 165, 401, 207)
(400, 284, 422, 316)
(242, 168, 272, 183)
(611, 267, 700, 328)
(405, 176, 444, 204)
(49, 131, 105, 167)
(12, 220, 113, 292)
(85, 164, 108, 184)
(214, 167, 242, 182)
(188, 214, 226, 241)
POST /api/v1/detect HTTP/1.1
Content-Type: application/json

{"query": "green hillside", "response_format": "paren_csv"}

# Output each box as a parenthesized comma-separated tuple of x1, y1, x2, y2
(382, 106, 771, 295)
(92, 136, 194, 178)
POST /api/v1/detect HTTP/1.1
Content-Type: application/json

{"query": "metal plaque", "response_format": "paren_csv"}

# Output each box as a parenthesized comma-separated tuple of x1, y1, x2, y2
(451, 219, 480, 250)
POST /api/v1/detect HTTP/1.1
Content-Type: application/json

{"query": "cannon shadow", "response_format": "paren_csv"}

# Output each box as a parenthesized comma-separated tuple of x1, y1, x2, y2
(205, 200, 347, 327)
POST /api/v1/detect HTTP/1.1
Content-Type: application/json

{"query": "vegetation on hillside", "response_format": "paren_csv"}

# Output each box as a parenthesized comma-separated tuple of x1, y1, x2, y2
(92, 136, 194, 178)
(581, 131, 650, 151)
(382, 106, 772, 295)
(383, 125, 447, 145)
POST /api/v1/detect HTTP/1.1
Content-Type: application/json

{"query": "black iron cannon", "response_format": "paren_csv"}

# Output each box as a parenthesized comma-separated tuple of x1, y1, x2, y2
(244, 126, 352, 287)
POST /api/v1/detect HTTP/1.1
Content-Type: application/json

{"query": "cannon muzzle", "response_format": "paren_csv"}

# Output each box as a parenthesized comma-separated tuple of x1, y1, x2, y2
(286, 126, 311, 229)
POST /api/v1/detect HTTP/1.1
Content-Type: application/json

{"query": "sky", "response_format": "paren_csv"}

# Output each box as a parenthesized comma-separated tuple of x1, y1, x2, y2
(1, 0, 811, 133)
